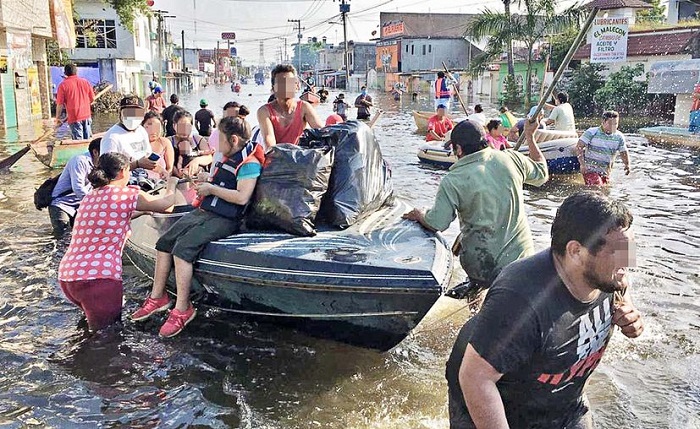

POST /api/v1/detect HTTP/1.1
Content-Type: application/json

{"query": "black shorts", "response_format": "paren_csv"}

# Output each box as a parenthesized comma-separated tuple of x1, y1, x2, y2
(155, 209, 241, 263)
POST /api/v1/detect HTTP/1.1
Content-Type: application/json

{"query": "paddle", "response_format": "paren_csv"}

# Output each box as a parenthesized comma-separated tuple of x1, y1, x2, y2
(513, 7, 599, 151)
(0, 128, 55, 169)
(368, 110, 383, 129)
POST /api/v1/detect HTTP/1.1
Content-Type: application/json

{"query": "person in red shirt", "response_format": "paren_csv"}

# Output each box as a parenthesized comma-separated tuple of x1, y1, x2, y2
(426, 104, 454, 142)
(55, 64, 95, 140)
(257, 64, 323, 148)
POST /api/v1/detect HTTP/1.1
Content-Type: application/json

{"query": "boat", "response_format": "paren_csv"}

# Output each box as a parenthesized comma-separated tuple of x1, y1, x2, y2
(638, 126, 700, 148)
(124, 200, 453, 351)
(412, 110, 463, 133)
(301, 90, 320, 105)
(417, 137, 580, 174)
(31, 132, 105, 169)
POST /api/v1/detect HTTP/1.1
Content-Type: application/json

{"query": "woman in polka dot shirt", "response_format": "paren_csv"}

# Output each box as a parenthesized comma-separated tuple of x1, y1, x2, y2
(58, 152, 179, 331)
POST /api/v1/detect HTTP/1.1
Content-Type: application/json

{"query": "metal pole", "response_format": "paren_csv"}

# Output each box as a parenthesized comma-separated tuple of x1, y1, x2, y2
(513, 7, 600, 150)
(181, 30, 185, 71)
(341, 0, 350, 90)
(157, 13, 163, 86)
(216, 40, 220, 81)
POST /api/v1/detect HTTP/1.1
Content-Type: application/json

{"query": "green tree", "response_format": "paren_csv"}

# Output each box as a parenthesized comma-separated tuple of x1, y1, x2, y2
(467, 0, 582, 104)
(103, 0, 150, 32)
(594, 64, 648, 114)
(547, 27, 577, 72)
(567, 62, 605, 116)
(636, 0, 666, 23)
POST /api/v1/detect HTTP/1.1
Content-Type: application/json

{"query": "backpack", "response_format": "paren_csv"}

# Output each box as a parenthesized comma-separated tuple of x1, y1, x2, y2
(34, 175, 71, 210)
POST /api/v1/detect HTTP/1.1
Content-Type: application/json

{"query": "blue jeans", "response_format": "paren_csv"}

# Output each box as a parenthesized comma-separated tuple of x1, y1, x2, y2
(69, 118, 93, 140)
(689, 110, 700, 134)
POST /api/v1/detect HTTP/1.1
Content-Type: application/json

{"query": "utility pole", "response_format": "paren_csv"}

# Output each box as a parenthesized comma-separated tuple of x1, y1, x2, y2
(339, 0, 351, 90)
(181, 30, 185, 72)
(284, 37, 288, 63)
(215, 40, 220, 81)
(288, 19, 303, 72)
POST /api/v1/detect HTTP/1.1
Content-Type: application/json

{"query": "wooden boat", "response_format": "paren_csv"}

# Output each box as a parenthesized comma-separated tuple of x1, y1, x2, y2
(31, 132, 105, 169)
(412, 110, 463, 133)
(300, 90, 321, 105)
(124, 199, 453, 351)
(638, 126, 700, 148)
(417, 137, 580, 174)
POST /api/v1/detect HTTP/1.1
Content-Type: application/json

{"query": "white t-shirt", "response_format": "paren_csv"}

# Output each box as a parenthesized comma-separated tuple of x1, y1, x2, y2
(467, 112, 486, 127)
(548, 103, 576, 132)
(100, 124, 151, 160)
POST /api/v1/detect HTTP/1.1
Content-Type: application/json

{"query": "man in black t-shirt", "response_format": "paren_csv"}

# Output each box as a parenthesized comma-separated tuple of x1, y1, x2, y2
(161, 94, 182, 137)
(194, 99, 216, 137)
(446, 191, 644, 429)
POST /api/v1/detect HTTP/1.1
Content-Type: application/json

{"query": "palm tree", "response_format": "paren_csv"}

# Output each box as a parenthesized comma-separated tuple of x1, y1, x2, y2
(467, 0, 582, 104)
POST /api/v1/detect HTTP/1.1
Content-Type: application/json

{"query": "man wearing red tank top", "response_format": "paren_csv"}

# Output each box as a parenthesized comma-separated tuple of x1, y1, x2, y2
(256, 64, 323, 148)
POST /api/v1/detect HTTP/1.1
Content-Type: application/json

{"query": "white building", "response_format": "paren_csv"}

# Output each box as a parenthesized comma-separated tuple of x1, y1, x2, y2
(71, 0, 155, 96)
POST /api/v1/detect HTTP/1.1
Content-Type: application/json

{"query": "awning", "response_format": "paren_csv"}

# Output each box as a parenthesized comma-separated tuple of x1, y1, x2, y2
(647, 59, 700, 94)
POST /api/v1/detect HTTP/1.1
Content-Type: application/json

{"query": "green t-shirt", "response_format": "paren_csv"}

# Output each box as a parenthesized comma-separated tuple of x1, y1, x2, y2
(423, 148, 548, 283)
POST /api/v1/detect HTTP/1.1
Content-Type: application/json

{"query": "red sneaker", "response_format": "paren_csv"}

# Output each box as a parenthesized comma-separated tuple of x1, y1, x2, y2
(130, 295, 171, 321)
(159, 306, 196, 338)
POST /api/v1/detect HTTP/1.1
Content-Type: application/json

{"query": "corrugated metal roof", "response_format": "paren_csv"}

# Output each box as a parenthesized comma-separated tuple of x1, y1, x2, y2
(584, 0, 652, 10)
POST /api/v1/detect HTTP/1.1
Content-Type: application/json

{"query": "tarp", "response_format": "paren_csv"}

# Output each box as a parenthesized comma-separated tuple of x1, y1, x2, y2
(50, 66, 101, 94)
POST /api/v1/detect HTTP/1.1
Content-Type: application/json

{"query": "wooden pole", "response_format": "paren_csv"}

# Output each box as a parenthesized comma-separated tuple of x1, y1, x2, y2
(513, 7, 599, 151)
(442, 62, 469, 116)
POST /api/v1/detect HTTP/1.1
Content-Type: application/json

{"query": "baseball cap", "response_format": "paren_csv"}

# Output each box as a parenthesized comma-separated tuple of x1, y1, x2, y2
(200, 98, 208, 106)
(447, 120, 487, 148)
(153, 86, 162, 93)
(527, 106, 539, 118)
(119, 95, 145, 109)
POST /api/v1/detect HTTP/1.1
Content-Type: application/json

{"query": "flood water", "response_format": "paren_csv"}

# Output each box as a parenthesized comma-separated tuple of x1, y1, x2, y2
(0, 83, 698, 428)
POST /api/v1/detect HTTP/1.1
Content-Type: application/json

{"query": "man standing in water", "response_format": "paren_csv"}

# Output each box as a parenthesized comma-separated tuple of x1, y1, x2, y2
(161, 94, 182, 137)
(257, 64, 323, 148)
(195, 99, 216, 137)
(402, 119, 548, 297)
(576, 110, 631, 186)
(55, 64, 95, 140)
(446, 191, 644, 429)
(354, 86, 373, 120)
(434, 71, 452, 110)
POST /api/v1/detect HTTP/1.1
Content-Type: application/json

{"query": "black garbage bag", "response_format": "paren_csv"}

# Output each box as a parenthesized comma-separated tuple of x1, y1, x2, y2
(246, 144, 334, 236)
(299, 120, 393, 228)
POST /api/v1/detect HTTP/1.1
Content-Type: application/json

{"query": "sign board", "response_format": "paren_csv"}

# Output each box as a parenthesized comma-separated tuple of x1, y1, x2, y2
(382, 21, 405, 38)
(590, 18, 629, 63)
(221, 32, 236, 40)
(230, 47, 237, 57)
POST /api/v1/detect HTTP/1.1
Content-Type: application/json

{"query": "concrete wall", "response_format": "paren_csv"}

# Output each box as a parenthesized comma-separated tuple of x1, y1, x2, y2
(400, 38, 472, 72)
(0, 0, 52, 39)
(351, 43, 375, 73)
(675, 93, 692, 126)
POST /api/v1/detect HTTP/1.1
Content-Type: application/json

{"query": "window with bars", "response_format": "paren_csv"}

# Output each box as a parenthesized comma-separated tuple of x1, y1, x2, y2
(75, 19, 117, 49)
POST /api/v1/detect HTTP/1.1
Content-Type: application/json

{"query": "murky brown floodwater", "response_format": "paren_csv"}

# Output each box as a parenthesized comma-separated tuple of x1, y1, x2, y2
(0, 83, 698, 428)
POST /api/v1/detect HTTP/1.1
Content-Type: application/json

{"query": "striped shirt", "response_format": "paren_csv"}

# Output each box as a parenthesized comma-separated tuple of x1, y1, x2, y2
(579, 127, 627, 175)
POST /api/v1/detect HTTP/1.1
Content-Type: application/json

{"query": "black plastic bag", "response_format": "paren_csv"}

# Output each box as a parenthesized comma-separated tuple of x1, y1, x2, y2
(247, 144, 334, 236)
(299, 121, 393, 228)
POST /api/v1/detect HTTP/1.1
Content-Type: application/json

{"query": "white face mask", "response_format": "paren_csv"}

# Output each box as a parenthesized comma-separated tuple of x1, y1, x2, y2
(122, 117, 142, 131)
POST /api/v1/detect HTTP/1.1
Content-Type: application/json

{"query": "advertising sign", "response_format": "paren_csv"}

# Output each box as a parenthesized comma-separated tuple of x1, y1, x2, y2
(590, 18, 629, 63)
(221, 32, 236, 40)
(382, 21, 405, 38)
(50, 0, 76, 49)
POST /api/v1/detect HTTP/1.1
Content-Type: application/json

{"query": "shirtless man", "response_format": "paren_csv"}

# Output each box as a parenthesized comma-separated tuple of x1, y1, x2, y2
(256, 64, 323, 148)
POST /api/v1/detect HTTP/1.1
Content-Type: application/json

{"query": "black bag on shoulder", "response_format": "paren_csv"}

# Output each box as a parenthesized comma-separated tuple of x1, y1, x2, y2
(34, 175, 70, 210)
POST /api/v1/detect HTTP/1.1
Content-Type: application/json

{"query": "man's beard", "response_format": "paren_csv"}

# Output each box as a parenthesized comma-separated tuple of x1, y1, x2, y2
(583, 268, 624, 293)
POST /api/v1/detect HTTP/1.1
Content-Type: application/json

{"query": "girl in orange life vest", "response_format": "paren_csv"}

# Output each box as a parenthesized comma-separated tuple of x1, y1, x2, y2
(131, 117, 265, 338)
(57, 152, 179, 331)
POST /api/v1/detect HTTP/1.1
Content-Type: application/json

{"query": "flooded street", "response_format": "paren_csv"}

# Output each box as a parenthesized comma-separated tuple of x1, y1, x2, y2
(0, 83, 698, 428)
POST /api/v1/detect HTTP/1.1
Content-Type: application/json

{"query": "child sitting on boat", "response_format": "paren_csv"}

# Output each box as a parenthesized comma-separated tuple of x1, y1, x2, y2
(485, 119, 511, 150)
(170, 110, 214, 179)
(131, 117, 265, 338)
(58, 153, 179, 331)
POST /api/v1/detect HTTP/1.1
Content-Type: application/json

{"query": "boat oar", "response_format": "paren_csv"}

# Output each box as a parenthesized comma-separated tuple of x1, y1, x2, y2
(0, 128, 56, 170)
(442, 62, 469, 117)
(513, 7, 599, 151)
(92, 83, 113, 104)
(368, 110, 383, 129)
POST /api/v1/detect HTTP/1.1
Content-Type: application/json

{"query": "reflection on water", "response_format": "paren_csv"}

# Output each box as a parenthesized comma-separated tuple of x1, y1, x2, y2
(0, 84, 698, 428)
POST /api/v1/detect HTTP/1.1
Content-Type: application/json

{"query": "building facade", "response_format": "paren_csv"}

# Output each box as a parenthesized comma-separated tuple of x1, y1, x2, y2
(0, 0, 53, 129)
(375, 12, 480, 92)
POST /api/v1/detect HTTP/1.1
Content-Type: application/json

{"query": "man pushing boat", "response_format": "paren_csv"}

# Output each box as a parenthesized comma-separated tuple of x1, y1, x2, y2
(402, 119, 548, 299)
